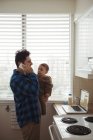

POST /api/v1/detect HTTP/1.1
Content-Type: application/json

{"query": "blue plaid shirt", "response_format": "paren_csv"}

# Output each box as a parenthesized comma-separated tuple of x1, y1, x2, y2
(10, 70, 41, 128)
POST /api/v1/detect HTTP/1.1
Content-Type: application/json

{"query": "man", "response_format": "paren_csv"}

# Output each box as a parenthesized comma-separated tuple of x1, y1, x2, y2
(10, 49, 41, 140)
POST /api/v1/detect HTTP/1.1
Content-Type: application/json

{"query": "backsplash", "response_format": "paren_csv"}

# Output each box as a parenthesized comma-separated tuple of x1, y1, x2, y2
(73, 76, 93, 103)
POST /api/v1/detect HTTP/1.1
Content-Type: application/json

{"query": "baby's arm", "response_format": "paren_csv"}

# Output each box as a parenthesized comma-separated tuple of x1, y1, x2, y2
(42, 76, 53, 102)
(44, 76, 53, 95)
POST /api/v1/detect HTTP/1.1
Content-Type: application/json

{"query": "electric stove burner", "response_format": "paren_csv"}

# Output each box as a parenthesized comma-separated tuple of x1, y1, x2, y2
(66, 125, 91, 135)
(61, 117, 78, 124)
(85, 116, 93, 123)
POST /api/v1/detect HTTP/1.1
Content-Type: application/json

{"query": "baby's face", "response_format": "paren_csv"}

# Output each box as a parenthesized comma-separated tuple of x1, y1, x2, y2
(38, 65, 47, 76)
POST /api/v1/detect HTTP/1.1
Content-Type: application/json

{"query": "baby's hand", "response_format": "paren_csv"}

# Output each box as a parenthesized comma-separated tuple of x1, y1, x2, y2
(42, 94, 50, 102)
(45, 93, 50, 97)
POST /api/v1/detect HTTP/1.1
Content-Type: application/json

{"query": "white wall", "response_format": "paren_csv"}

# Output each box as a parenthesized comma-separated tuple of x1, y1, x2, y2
(0, 0, 75, 13)
(75, 0, 93, 20)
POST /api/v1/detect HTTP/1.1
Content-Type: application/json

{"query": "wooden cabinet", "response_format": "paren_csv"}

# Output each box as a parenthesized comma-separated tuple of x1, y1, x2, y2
(0, 102, 23, 140)
(75, 7, 93, 79)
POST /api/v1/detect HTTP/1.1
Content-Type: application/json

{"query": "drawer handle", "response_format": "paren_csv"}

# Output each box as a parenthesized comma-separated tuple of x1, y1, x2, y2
(5, 105, 10, 112)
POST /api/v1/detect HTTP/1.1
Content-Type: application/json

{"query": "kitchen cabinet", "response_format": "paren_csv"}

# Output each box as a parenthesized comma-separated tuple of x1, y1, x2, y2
(0, 100, 57, 140)
(75, 6, 93, 79)
(0, 102, 23, 140)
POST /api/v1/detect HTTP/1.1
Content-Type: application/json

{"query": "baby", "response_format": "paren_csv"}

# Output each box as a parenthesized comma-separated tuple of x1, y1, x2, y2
(37, 63, 53, 115)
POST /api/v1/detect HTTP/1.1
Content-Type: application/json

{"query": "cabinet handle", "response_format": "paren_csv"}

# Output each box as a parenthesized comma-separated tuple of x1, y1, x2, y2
(5, 105, 10, 112)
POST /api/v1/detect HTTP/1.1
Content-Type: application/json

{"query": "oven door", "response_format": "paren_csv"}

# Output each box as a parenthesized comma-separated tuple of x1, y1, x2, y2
(49, 124, 61, 140)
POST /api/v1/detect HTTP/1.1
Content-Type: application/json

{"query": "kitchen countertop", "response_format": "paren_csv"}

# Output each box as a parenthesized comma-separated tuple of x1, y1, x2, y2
(54, 103, 66, 115)
(54, 103, 93, 115)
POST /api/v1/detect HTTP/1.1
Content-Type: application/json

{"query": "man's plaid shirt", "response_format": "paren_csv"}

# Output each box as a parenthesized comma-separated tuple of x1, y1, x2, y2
(10, 70, 41, 128)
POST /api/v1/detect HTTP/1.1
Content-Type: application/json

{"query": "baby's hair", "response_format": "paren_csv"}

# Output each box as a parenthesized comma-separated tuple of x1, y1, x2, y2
(40, 63, 49, 72)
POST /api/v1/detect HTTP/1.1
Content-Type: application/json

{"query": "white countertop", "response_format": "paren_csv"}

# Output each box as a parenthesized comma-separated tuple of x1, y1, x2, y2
(53, 103, 66, 115)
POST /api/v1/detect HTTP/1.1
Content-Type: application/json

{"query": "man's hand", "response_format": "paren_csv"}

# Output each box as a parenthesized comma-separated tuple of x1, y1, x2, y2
(18, 63, 33, 74)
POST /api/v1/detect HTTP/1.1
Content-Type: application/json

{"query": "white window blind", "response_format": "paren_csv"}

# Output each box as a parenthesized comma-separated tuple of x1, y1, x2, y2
(0, 14, 22, 95)
(0, 14, 71, 99)
(26, 14, 71, 99)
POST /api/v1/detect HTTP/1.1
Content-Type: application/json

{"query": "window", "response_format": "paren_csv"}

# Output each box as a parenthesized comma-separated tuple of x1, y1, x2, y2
(0, 14, 22, 96)
(0, 14, 71, 100)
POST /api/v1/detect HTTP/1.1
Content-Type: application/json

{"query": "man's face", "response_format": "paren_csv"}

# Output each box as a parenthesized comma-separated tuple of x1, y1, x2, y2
(24, 56, 33, 66)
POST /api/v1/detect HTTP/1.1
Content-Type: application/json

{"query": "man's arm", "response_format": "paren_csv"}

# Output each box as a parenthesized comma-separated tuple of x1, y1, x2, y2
(10, 73, 39, 97)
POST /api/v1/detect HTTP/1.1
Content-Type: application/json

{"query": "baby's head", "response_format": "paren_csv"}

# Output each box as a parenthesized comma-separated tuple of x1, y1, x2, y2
(38, 63, 49, 76)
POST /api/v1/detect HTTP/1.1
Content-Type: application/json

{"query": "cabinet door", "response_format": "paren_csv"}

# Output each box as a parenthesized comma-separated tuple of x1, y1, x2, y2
(75, 8, 93, 78)
(0, 103, 23, 140)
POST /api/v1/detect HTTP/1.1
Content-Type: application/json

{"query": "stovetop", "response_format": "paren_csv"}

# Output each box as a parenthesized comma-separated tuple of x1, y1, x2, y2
(53, 114, 93, 140)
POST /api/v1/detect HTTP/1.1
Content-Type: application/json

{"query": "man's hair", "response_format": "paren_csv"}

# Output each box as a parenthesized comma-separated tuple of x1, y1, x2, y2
(40, 63, 49, 72)
(15, 49, 30, 67)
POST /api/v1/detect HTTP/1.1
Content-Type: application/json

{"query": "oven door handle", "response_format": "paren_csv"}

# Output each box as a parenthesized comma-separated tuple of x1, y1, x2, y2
(49, 124, 60, 140)
(49, 125, 54, 140)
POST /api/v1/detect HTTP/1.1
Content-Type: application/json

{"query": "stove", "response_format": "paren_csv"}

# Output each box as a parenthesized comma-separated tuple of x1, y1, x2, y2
(53, 114, 93, 140)
(61, 117, 78, 124)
